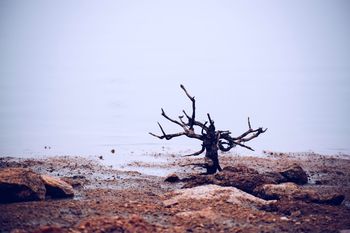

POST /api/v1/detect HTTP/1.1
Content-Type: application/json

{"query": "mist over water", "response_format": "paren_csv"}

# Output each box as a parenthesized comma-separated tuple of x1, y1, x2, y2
(1, 1, 349, 157)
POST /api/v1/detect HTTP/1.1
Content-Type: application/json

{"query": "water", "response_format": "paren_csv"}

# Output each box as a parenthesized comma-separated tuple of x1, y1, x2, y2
(0, 72, 349, 157)
(0, 1, 349, 159)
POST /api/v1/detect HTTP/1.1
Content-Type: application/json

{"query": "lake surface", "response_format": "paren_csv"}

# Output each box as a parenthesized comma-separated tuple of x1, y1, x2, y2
(0, 70, 349, 158)
(0, 1, 349, 158)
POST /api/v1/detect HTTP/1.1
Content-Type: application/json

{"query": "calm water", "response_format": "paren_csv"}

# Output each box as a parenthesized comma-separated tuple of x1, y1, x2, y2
(0, 71, 349, 157)
(0, 1, 349, 158)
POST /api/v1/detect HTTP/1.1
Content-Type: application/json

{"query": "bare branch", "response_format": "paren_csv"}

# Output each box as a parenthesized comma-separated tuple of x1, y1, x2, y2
(149, 131, 186, 140)
(237, 128, 268, 143)
(180, 84, 194, 101)
(161, 108, 186, 130)
(201, 121, 208, 135)
(183, 146, 205, 157)
(234, 141, 255, 151)
(179, 115, 187, 125)
(218, 130, 231, 134)
(149, 121, 202, 141)
(183, 110, 190, 119)
(148, 122, 187, 140)
(233, 128, 267, 141)
(218, 118, 267, 151)
(207, 113, 214, 125)
(248, 117, 252, 129)
(232, 118, 267, 141)
(183, 110, 209, 132)
(180, 84, 195, 130)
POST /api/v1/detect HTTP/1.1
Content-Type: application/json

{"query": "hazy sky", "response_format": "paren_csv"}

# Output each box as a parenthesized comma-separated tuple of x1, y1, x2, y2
(0, 0, 349, 155)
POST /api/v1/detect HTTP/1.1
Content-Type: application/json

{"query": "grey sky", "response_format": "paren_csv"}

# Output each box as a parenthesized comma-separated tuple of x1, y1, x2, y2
(0, 0, 349, 155)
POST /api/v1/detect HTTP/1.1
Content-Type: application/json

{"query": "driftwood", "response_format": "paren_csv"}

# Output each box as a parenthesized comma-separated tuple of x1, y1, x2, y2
(150, 85, 267, 174)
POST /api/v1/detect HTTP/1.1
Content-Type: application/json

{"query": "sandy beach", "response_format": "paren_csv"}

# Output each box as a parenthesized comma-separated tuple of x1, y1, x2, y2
(1, 151, 349, 233)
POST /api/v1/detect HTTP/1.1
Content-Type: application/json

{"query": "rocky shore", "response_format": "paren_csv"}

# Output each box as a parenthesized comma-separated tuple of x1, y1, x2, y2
(0, 152, 350, 232)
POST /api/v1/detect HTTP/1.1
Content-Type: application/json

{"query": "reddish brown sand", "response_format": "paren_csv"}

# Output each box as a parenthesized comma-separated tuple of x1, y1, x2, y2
(0, 152, 350, 233)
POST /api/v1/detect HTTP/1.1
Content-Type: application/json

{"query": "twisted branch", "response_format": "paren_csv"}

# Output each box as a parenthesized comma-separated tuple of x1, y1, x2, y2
(149, 85, 267, 153)
(219, 117, 267, 151)
(183, 145, 205, 157)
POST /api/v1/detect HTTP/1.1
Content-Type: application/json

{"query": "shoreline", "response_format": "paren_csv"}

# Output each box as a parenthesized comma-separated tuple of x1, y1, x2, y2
(1, 152, 350, 232)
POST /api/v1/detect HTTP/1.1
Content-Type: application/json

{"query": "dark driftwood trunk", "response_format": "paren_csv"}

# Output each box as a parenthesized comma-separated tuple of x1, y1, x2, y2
(150, 85, 267, 174)
(203, 124, 222, 174)
(204, 147, 221, 174)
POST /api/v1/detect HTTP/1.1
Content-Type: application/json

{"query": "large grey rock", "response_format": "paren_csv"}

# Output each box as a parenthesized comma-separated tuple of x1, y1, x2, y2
(0, 168, 46, 203)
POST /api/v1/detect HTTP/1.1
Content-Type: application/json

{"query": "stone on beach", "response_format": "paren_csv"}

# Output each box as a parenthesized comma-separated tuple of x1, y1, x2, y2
(163, 184, 276, 209)
(0, 168, 74, 203)
(254, 182, 344, 205)
(164, 173, 180, 183)
(214, 168, 275, 193)
(41, 175, 74, 198)
(280, 164, 308, 185)
(0, 168, 46, 203)
(183, 165, 285, 194)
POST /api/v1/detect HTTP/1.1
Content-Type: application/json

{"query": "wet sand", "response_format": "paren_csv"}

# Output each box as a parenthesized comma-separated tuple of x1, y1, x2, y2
(0, 152, 350, 232)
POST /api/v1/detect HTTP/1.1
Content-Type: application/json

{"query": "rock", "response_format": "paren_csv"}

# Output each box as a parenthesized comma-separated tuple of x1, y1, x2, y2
(254, 182, 344, 205)
(260, 171, 287, 184)
(163, 184, 275, 209)
(214, 169, 273, 193)
(41, 175, 74, 198)
(182, 174, 215, 188)
(164, 173, 180, 183)
(308, 192, 345, 205)
(0, 168, 46, 203)
(280, 164, 308, 184)
(254, 182, 301, 200)
(75, 215, 158, 233)
(183, 165, 284, 193)
(222, 165, 259, 174)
